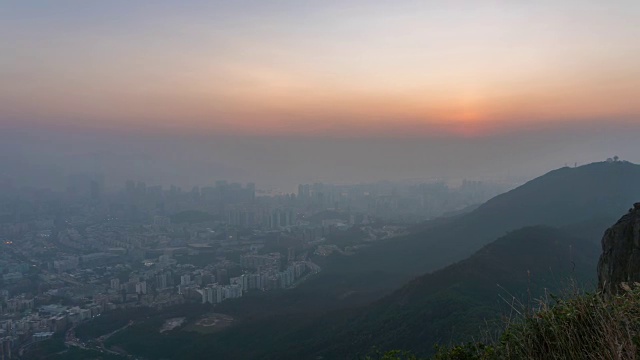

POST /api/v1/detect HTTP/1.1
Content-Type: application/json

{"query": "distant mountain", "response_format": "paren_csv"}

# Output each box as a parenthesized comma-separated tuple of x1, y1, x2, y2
(319, 161, 640, 292)
(457, 161, 640, 239)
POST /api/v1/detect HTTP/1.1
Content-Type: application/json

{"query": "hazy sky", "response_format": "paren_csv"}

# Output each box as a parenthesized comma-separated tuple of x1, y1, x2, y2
(1, 1, 639, 190)
(2, 1, 639, 137)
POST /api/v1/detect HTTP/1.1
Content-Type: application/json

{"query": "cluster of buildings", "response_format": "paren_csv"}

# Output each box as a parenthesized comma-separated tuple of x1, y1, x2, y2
(0, 299, 107, 360)
(0, 174, 509, 358)
(199, 284, 243, 304)
(0, 247, 318, 358)
(226, 207, 297, 229)
(193, 254, 311, 305)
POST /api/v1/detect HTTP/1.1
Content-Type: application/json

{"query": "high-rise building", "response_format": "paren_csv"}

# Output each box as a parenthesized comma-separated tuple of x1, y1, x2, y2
(135, 281, 147, 295)
(156, 273, 168, 289)
(110, 278, 120, 291)
(180, 274, 191, 286)
(216, 269, 228, 285)
(247, 183, 256, 201)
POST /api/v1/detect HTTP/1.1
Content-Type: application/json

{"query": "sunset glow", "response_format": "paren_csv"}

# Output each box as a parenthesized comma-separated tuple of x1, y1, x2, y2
(2, 1, 639, 137)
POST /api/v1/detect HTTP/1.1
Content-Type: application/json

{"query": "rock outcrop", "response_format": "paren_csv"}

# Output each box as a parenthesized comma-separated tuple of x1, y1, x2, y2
(598, 202, 640, 294)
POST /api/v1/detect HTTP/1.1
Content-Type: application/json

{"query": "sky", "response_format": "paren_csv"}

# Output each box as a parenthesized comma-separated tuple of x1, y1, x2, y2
(1, 1, 639, 190)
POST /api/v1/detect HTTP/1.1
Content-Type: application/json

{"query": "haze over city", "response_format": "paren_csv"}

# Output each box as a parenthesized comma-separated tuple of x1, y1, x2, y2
(2, 1, 640, 191)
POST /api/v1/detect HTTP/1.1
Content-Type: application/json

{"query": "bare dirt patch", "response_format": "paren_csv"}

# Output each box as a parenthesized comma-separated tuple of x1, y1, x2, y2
(160, 317, 186, 333)
(183, 313, 234, 334)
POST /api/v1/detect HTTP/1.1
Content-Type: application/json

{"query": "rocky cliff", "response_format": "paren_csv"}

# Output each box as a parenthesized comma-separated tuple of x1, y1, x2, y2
(597, 202, 640, 294)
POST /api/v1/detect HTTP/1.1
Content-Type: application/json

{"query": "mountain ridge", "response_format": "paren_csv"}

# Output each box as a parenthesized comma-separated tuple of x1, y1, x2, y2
(319, 161, 640, 290)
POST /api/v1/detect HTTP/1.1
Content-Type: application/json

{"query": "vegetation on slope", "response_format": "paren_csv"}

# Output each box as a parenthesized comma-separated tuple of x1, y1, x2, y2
(430, 283, 640, 360)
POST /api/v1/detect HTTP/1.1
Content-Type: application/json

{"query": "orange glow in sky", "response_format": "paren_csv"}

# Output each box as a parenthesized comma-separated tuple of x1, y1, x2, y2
(1, 1, 639, 137)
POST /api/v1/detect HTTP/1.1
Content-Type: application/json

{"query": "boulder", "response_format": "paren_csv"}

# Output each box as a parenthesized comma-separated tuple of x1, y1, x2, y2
(597, 203, 640, 294)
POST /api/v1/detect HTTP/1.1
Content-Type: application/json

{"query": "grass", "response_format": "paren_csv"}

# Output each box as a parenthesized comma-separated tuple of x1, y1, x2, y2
(498, 282, 640, 360)
(374, 282, 640, 360)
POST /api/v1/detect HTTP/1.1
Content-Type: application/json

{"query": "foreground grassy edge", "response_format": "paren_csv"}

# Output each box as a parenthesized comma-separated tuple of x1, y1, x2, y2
(369, 284, 640, 360)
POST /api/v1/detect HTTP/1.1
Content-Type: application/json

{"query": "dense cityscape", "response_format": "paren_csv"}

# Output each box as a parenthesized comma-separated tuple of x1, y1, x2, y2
(0, 174, 507, 358)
